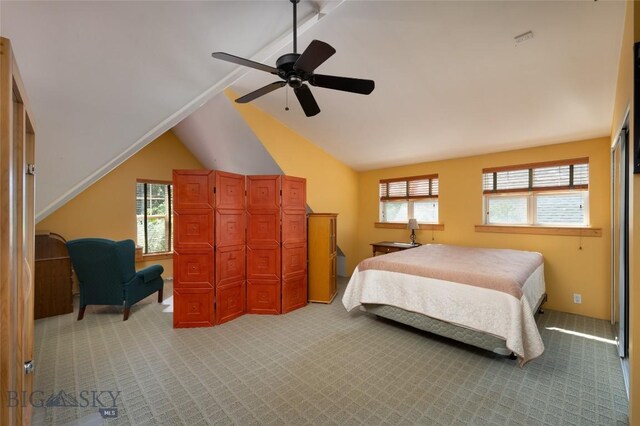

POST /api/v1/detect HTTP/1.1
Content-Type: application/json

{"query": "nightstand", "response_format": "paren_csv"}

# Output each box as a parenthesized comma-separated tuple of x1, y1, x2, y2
(370, 241, 422, 256)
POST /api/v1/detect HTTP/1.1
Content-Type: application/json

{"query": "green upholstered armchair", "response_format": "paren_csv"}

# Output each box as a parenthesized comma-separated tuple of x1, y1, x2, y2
(66, 238, 164, 321)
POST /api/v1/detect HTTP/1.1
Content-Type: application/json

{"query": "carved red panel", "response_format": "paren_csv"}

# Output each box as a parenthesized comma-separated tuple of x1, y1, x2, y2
(172, 170, 214, 209)
(173, 250, 213, 288)
(216, 281, 246, 324)
(215, 210, 245, 247)
(247, 175, 280, 211)
(281, 176, 306, 211)
(282, 273, 307, 314)
(216, 245, 246, 286)
(215, 171, 245, 210)
(246, 280, 280, 314)
(247, 246, 280, 280)
(173, 288, 214, 328)
(282, 242, 306, 279)
(282, 212, 306, 244)
(247, 211, 279, 245)
(174, 210, 214, 249)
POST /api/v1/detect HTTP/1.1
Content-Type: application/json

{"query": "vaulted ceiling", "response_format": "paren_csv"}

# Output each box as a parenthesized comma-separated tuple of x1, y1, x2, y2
(0, 1, 626, 220)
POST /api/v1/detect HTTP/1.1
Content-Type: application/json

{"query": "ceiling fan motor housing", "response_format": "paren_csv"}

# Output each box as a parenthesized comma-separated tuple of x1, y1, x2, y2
(276, 53, 309, 87)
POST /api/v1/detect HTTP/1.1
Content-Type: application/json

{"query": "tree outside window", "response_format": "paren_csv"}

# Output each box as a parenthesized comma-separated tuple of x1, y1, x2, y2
(136, 181, 173, 254)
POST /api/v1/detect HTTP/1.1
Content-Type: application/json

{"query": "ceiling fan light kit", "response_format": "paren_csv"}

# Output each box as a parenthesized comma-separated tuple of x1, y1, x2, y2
(212, 0, 375, 117)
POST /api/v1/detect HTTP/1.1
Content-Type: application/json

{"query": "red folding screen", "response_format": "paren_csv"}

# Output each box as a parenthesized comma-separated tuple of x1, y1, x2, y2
(173, 171, 306, 328)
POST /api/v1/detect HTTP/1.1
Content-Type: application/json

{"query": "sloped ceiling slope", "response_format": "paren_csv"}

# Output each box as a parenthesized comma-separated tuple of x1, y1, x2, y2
(0, 0, 316, 220)
(173, 92, 282, 175)
(232, 0, 626, 170)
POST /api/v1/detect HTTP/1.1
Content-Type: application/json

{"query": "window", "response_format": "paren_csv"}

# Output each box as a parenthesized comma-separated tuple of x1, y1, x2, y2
(482, 158, 589, 226)
(136, 180, 173, 254)
(379, 175, 439, 223)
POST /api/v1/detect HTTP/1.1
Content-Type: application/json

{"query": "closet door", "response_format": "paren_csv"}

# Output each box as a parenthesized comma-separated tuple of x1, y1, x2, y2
(173, 170, 215, 328)
(281, 176, 307, 313)
(246, 176, 281, 314)
(1, 37, 36, 425)
(214, 171, 246, 324)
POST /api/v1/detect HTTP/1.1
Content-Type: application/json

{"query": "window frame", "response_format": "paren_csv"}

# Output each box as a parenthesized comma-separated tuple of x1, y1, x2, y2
(136, 179, 173, 255)
(483, 190, 590, 227)
(378, 174, 439, 224)
(482, 158, 590, 228)
(379, 199, 440, 223)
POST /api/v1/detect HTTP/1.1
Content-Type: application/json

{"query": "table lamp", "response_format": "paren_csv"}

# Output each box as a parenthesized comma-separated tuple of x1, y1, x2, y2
(408, 219, 419, 245)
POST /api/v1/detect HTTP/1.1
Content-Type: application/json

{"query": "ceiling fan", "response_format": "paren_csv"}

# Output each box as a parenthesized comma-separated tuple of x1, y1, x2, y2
(211, 0, 375, 117)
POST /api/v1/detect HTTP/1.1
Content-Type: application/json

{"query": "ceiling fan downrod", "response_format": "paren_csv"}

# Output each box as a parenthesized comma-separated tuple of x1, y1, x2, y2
(291, 0, 300, 54)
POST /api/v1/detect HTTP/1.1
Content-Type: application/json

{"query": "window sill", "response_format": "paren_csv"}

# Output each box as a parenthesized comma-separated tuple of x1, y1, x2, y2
(474, 225, 602, 237)
(135, 247, 173, 262)
(374, 222, 444, 231)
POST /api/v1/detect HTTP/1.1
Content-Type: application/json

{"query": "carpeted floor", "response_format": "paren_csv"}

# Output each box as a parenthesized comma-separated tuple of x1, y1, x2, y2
(32, 278, 628, 425)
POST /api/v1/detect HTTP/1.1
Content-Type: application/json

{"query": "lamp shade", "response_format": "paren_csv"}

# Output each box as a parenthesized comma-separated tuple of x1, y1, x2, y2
(407, 219, 419, 230)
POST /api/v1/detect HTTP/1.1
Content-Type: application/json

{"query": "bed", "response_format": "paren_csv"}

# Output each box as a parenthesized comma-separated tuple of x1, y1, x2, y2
(342, 244, 547, 365)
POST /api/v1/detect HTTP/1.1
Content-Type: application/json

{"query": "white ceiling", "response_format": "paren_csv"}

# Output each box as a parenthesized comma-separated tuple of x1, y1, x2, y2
(232, 0, 626, 170)
(0, 1, 626, 220)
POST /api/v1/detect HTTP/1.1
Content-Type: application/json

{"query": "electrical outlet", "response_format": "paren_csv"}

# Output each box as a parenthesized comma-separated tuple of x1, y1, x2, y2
(573, 293, 582, 304)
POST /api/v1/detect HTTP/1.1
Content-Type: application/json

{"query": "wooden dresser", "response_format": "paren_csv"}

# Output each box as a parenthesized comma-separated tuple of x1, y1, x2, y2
(308, 213, 337, 303)
(34, 232, 73, 319)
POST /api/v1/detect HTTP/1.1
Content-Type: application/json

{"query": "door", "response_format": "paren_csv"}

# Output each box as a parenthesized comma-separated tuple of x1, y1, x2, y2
(1, 36, 36, 425)
(612, 127, 630, 358)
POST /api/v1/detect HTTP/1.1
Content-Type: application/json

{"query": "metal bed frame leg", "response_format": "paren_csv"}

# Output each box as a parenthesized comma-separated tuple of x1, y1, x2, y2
(537, 293, 548, 315)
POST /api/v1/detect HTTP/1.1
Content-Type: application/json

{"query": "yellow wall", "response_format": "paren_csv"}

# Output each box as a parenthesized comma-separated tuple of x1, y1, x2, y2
(612, 0, 637, 422)
(226, 89, 361, 273)
(36, 131, 203, 277)
(358, 137, 611, 320)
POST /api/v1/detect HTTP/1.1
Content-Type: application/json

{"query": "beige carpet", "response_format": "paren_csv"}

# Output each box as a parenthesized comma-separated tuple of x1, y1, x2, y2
(31, 278, 628, 425)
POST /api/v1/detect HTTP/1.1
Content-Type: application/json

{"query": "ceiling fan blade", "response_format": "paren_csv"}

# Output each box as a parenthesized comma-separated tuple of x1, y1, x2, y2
(293, 40, 336, 74)
(311, 74, 375, 95)
(235, 81, 286, 104)
(294, 84, 320, 117)
(212, 52, 279, 74)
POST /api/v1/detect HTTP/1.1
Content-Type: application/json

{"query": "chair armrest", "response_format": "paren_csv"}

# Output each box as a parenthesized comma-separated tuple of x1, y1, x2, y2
(136, 264, 164, 283)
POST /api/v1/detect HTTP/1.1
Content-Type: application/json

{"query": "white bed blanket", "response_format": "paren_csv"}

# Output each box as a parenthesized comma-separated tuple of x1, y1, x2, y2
(342, 264, 545, 365)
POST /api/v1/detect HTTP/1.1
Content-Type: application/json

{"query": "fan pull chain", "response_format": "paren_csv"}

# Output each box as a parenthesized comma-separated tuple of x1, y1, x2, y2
(285, 88, 290, 111)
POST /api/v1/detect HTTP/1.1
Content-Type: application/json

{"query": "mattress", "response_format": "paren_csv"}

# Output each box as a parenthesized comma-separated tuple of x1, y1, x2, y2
(343, 244, 546, 365)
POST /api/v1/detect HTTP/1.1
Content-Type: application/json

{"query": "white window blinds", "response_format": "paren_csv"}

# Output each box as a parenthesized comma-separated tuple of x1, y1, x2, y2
(379, 175, 439, 201)
(482, 158, 589, 194)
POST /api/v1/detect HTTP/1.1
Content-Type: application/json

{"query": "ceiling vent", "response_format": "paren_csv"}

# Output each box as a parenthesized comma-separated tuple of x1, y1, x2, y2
(514, 31, 534, 46)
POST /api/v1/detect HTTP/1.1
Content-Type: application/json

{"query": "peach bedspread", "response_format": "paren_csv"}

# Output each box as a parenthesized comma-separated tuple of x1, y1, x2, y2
(358, 244, 542, 299)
